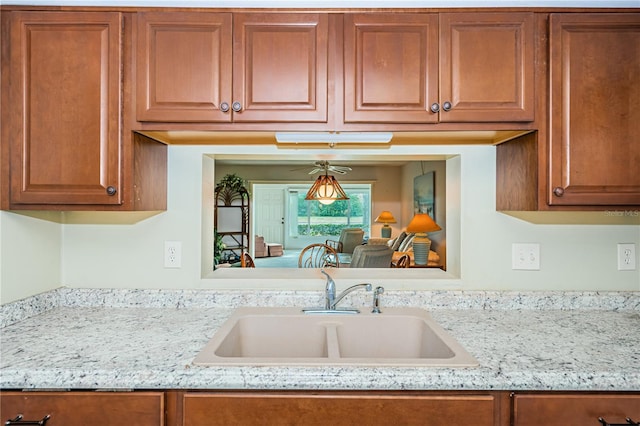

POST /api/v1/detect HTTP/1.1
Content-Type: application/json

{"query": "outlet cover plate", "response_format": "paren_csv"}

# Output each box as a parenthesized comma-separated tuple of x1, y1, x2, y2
(512, 243, 540, 270)
(618, 243, 637, 271)
(164, 240, 182, 268)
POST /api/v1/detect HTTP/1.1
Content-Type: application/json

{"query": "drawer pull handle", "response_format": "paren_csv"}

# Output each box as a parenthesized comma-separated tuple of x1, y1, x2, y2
(598, 417, 639, 426)
(5, 414, 51, 425)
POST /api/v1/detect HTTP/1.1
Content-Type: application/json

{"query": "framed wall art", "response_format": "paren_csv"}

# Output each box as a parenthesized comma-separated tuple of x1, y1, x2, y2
(413, 171, 435, 220)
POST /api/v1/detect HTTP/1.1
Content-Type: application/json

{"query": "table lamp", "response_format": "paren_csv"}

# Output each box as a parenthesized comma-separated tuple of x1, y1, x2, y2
(406, 213, 441, 265)
(375, 211, 397, 238)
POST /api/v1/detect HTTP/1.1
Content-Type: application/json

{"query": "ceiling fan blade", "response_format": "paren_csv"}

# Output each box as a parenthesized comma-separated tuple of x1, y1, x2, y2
(328, 165, 352, 174)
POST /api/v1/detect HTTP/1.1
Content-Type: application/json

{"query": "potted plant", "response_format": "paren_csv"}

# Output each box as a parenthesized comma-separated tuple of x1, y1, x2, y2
(217, 173, 246, 193)
(214, 232, 226, 266)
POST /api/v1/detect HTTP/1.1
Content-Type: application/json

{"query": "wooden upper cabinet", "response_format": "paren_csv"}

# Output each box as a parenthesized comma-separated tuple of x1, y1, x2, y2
(8, 11, 123, 205)
(232, 13, 328, 123)
(343, 13, 439, 124)
(343, 12, 534, 124)
(548, 13, 640, 206)
(136, 12, 328, 123)
(439, 12, 534, 122)
(136, 12, 232, 122)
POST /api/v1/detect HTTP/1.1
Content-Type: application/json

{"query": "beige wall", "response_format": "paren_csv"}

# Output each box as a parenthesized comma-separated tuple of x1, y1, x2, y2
(1, 143, 639, 305)
(0, 211, 62, 303)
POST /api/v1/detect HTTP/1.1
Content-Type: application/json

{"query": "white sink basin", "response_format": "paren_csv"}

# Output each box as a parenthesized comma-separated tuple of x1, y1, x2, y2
(193, 307, 478, 367)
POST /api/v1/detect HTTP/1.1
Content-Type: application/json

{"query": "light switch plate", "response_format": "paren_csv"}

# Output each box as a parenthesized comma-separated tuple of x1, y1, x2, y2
(512, 243, 540, 270)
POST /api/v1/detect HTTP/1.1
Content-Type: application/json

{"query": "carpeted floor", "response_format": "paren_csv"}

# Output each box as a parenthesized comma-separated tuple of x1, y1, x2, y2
(253, 249, 301, 268)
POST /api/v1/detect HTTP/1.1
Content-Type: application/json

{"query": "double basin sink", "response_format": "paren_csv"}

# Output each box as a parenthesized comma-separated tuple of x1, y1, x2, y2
(193, 307, 478, 367)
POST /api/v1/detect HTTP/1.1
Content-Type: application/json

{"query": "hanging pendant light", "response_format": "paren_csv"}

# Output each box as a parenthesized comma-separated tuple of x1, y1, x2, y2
(305, 173, 349, 205)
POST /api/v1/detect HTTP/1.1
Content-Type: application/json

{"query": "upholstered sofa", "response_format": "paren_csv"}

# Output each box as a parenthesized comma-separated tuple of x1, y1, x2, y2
(369, 232, 440, 267)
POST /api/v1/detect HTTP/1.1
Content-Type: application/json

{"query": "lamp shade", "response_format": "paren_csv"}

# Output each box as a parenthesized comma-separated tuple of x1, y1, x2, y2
(305, 174, 349, 205)
(406, 213, 441, 233)
(375, 211, 397, 224)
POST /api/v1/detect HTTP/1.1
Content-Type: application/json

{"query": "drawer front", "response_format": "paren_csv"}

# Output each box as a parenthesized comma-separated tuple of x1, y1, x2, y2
(513, 393, 640, 426)
(0, 391, 164, 426)
(183, 392, 501, 426)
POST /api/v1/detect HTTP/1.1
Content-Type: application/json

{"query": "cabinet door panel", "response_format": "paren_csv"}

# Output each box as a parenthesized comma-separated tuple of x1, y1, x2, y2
(136, 12, 232, 122)
(183, 392, 500, 426)
(232, 13, 328, 122)
(344, 13, 439, 124)
(439, 13, 535, 122)
(548, 13, 640, 206)
(9, 12, 122, 205)
(0, 391, 164, 426)
(513, 393, 640, 426)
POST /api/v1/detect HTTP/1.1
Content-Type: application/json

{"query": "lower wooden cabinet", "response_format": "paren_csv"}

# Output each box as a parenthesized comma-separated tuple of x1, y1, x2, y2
(3, 390, 639, 426)
(512, 392, 640, 426)
(177, 391, 509, 426)
(0, 391, 165, 426)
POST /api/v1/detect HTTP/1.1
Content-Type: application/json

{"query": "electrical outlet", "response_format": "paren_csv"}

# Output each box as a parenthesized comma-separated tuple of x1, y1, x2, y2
(164, 241, 182, 268)
(512, 243, 540, 270)
(617, 243, 636, 271)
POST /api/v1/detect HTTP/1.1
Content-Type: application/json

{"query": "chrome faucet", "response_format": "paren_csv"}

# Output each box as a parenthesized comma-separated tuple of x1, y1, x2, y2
(322, 269, 337, 309)
(372, 286, 384, 314)
(303, 270, 372, 314)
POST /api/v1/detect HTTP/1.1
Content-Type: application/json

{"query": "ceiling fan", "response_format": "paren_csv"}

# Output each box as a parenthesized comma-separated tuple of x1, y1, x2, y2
(295, 160, 352, 175)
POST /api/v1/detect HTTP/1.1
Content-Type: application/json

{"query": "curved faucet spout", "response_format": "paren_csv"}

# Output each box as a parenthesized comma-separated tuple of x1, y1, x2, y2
(321, 269, 336, 310)
(331, 283, 372, 310)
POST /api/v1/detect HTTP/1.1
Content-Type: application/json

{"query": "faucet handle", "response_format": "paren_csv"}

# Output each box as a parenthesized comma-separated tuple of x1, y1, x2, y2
(372, 286, 384, 314)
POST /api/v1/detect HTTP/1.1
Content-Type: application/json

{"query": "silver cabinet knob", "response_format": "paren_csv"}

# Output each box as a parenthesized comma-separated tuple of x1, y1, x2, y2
(106, 186, 117, 196)
(442, 101, 452, 111)
(553, 187, 565, 197)
(220, 102, 230, 112)
(232, 101, 242, 112)
(430, 103, 440, 113)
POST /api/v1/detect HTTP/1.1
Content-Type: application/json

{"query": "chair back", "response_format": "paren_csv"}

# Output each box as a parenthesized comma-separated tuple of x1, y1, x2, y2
(394, 253, 411, 268)
(336, 228, 365, 253)
(298, 243, 340, 268)
(350, 245, 394, 268)
(241, 252, 256, 268)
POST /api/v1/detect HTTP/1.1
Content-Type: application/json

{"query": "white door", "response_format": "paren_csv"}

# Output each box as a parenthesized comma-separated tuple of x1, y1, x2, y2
(254, 186, 285, 245)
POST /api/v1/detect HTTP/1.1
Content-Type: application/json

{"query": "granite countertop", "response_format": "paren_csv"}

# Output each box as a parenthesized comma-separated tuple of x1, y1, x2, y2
(1, 288, 639, 391)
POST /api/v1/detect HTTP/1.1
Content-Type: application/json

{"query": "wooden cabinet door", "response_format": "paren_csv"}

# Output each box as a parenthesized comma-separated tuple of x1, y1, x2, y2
(232, 13, 328, 123)
(0, 391, 165, 426)
(439, 12, 535, 122)
(8, 11, 122, 205)
(136, 12, 232, 122)
(512, 393, 640, 426)
(548, 13, 640, 206)
(182, 391, 505, 426)
(343, 13, 439, 124)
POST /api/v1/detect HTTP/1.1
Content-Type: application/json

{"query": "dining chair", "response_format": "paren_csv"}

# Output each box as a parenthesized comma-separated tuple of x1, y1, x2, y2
(298, 243, 340, 268)
(241, 252, 256, 268)
(394, 253, 411, 268)
(325, 228, 365, 254)
(349, 245, 394, 268)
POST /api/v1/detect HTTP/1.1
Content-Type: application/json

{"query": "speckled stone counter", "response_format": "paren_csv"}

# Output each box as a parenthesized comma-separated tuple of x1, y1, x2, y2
(1, 288, 639, 391)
